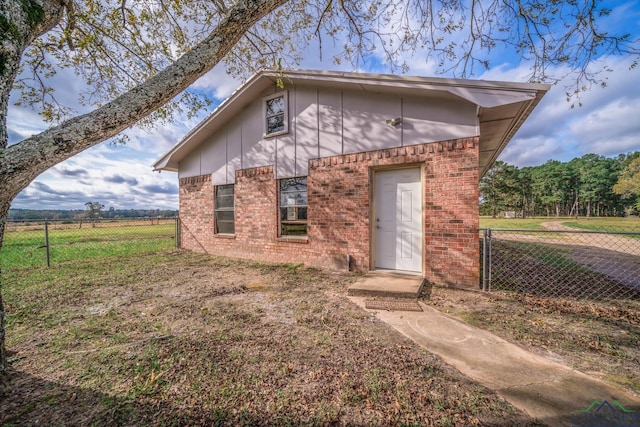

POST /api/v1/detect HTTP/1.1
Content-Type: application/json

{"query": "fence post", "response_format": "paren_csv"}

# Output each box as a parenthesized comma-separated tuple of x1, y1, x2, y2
(482, 229, 488, 291)
(175, 217, 180, 249)
(487, 228, 492, 292)
(44, 220, 51, 267)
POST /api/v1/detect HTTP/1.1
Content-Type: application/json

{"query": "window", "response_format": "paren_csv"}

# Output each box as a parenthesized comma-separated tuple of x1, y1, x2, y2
(214, 184, 234, 234)
(264, 92, 288, 136)
(279, 177, 307, 237)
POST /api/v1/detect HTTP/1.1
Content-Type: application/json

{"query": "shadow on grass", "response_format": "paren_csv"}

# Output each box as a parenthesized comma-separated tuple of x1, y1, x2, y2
(1, 368, 284, 426)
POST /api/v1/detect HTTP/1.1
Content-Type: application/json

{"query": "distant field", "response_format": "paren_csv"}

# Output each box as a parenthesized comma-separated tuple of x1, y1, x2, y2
(1, 221, 176, 269)
(480, 216, 640, 232)
(562, 217, 640, 233)
(479, 217, 548, 230)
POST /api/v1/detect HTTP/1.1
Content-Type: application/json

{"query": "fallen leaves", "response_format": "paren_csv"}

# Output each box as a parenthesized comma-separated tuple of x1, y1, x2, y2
(1, 252, 536, 426)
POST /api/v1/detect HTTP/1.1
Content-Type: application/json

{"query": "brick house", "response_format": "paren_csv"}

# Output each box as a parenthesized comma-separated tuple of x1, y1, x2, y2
(154, 69, 549, 288)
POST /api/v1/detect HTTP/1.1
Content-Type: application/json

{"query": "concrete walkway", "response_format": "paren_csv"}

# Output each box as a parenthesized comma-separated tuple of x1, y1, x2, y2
(348, 295, 640, 427)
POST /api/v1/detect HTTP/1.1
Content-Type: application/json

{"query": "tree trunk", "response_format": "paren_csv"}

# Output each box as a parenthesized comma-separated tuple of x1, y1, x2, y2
(569, 195, 578, 217)
(0, 0, 287, 377)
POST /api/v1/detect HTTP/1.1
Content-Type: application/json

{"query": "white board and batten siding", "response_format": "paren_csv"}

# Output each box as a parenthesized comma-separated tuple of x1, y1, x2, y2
(178, 85, 479, 184)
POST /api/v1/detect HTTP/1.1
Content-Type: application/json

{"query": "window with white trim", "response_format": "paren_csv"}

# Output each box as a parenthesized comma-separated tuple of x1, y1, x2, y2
(279, 177, 307, 236)
(214, 184, 234, 234)
(264, 92, 288, 137)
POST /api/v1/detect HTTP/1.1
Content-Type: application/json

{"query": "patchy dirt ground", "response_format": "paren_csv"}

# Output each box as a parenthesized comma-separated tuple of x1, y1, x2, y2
(427, 286, 640, 397)
(1, 251, 538, 426)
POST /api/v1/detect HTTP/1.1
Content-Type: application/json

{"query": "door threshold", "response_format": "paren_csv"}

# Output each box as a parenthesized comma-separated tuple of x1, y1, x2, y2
(373, 268, 422, 277)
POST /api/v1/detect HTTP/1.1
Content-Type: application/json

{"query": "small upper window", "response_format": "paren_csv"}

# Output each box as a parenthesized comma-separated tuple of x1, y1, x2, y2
(264, 92, 288, 137)
(214, 184, 235, 234)
(279, 177, 307, 237)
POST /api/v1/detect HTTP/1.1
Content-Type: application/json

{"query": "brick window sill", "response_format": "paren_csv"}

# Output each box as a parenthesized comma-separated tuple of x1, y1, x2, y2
(277, 236, 309, 244)
(214, 234, 236, 239)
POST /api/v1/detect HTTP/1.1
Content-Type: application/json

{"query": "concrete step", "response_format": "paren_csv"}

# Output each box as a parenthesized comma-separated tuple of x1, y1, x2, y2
(347, 271, 425, 299)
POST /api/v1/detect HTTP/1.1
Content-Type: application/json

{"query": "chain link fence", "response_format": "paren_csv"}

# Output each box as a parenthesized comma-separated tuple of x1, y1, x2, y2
(480, 227, 640, 300)
(6, 217, 639, 301)
(2, 218, 179, 269)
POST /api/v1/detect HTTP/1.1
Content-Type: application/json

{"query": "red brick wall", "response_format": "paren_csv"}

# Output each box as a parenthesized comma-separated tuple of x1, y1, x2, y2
(422, 139, 480, 287)
(178, 137, 480, 288)
(179, 174, 214, 252)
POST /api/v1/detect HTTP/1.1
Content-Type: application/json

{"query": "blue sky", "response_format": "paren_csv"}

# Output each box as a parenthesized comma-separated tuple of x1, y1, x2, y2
(7, 1, 640, 211)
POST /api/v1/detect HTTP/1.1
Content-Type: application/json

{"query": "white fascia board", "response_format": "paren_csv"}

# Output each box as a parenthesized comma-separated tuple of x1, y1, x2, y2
(446, 87, 537, 108)
(275, 68, 549, 94)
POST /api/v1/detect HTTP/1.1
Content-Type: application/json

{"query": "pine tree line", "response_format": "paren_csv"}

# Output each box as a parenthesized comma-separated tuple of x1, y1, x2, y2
(480, 152, 640, 218)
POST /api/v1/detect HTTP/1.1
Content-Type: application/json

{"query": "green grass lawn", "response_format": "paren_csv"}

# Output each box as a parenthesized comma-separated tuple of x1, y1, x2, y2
(1, 223, 176, 269)
(479, 217, 554, 230)
(480, 216, 640, 232)
(562, 217, 640, 233)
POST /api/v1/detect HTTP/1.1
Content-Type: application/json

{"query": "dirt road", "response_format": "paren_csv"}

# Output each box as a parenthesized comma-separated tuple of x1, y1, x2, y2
(540, 221, 640, 256)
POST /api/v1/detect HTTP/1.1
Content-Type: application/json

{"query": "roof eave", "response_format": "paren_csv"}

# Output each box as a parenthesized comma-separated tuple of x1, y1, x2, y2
(477, 86, 549, 178)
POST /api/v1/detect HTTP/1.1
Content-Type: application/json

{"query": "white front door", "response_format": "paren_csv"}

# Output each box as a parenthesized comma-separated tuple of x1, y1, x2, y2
(374, 168, 422, 273)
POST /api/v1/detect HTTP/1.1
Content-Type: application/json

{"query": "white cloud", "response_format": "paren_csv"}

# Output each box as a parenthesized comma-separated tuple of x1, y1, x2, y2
(12, 138, 179, 210)
(569, 101, 640, 150)
(6, 107, 49, 144)
(191, 64, 246, 100)
(490, 55, 640, 167)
